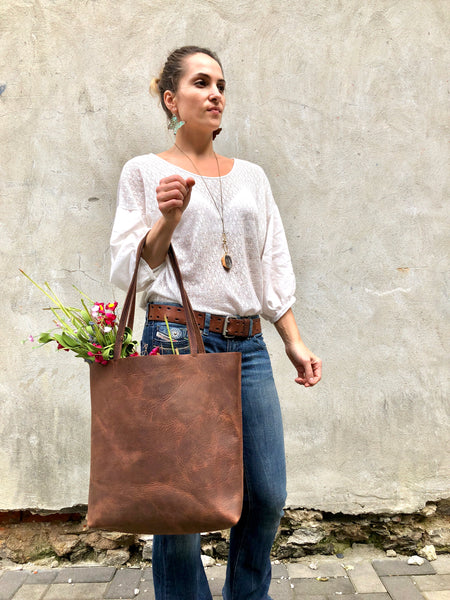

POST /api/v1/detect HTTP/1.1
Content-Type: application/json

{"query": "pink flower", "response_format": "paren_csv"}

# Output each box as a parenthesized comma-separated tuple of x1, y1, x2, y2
(149, 347, 160, 355)
(28, 334, 35, 343)
(57, 343, 70, 352)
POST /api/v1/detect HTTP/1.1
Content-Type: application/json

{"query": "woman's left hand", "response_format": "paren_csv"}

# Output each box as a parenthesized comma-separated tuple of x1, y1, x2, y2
(274, 308, 322, 388)
(285, 342, 322, 387)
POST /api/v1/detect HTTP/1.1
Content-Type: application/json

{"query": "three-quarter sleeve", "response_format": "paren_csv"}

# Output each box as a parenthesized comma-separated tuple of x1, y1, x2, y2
(110, 159, 164, 292)
(259, 173, 296, 323)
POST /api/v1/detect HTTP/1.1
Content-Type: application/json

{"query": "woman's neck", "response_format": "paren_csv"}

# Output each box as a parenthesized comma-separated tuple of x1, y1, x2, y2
(171, 129, 215, 159)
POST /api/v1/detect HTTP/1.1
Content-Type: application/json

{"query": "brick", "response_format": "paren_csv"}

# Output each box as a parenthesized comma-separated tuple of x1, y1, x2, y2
(24, 571, 59, 585)
(0, 571, 29, 600)
(373, 559, 436, 576)
(347, 562, 387, 593)
(11, 584, 48, 600)
(104, 568, 142, 599)
(289, 576, 354, 595)
(53, 566, 115, 583)
(380, 575, 426, 600)
(414, 574, 450, 591)
(44, 582, 108, 599)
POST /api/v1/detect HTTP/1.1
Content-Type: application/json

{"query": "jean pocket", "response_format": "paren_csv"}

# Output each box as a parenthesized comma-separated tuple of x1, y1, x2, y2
(251, 333, 268, 350)
(142, 322, 191, 355)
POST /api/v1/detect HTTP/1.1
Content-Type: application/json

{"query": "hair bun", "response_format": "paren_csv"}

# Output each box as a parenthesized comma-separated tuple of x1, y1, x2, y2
(149, 76, 161, 96)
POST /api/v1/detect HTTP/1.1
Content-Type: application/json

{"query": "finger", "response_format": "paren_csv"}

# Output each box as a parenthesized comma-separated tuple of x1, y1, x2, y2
(159, 174, 189, 186)
(156, 180, 188, 196)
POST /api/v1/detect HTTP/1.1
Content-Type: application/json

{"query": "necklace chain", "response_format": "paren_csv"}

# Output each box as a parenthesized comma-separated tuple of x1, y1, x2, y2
(174, 143, 232, 269)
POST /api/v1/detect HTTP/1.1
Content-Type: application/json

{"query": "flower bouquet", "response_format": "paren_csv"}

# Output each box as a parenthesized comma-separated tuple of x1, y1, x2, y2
(20, 270, 139, 365)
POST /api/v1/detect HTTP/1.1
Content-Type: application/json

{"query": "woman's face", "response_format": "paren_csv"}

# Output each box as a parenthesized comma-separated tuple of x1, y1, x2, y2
(165, 53, 226, 134)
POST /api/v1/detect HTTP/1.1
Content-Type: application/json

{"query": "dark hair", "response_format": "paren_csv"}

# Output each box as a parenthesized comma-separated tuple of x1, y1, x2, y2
(150, 46, 223, 119)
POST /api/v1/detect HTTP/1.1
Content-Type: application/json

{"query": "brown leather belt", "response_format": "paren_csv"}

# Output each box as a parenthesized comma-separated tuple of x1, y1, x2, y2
(146, 304, 261, 338)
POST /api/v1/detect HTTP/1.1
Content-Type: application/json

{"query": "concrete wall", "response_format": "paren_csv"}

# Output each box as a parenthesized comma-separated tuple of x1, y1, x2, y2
(1, 0, 448, 515)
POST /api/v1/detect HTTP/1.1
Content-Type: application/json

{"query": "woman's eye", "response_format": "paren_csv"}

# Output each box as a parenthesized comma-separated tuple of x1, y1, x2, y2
(218, 84, 225, 93)
(195, 80, 206, 87)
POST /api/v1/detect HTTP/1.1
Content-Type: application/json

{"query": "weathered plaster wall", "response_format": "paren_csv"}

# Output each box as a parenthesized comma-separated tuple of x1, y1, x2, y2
(1, 0, 448, 515)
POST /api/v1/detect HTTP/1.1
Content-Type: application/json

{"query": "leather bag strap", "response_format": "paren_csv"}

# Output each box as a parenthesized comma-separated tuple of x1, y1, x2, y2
(113, 233, 205, 359)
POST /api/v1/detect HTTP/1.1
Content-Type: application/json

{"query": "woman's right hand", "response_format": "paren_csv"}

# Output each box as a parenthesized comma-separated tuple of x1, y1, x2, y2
(156, 175, 195, 226)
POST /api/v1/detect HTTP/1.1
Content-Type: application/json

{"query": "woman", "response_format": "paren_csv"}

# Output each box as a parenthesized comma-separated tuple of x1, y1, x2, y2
(110, 45, 321, 600)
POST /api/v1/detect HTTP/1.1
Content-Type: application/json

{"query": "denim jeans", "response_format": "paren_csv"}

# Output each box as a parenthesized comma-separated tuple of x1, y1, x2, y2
(141, 309, 287, 600)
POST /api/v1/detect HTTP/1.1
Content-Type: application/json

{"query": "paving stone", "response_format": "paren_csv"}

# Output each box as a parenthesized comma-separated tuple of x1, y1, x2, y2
(333, 595, 391, 599)
(205, 565, 227, 580)
(289, 576, 354, 596)
(43, 582, 108, 600)
(434, 557, 450, 575)
(271, 562, 289, 579)
(414, 575, 450, 592)
(347, 561, 387, 593)
(138, 568, 155, 600)
(24, 572, 59, 585)
(373, 558, 435, 577)
(11, 584, 48, 600)
(380, 575, 426, 599)
(292, 593, 326, 600)
(423, 592, 450, 600)
(140, 568, 153, 584)
(0, 571, 29, 600)
(268, 577, 294, 599)
(134, 590, 155, 600)
(288, 561, 347, 578)
(53, 567, 116, 584)
(104, 568, 142, 599)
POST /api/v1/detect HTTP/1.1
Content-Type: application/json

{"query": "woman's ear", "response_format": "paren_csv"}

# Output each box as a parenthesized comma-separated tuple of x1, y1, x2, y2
(163, 90, 176, 114)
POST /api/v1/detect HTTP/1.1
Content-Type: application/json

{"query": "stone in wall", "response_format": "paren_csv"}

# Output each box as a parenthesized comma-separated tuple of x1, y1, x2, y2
(0, 502, 449, 566)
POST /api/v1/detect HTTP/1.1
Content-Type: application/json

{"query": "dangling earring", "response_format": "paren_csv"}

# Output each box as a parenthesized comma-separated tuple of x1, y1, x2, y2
(168, 114, 185, 134)
(212, 128, 222, 140)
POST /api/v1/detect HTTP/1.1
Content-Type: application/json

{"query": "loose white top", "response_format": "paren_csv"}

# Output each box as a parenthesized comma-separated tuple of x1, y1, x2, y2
(110, 153, 296, 323)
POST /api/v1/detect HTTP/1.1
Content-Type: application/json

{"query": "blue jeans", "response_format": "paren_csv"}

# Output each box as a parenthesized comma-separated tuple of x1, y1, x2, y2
(141, 310, 287, 600)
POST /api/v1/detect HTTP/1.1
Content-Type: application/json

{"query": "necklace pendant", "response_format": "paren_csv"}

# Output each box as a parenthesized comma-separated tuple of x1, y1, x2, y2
(221, 254, 233, 270)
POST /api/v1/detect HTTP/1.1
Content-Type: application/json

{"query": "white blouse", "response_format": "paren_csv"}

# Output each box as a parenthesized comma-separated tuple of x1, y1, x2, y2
(110, 153, 296, 323)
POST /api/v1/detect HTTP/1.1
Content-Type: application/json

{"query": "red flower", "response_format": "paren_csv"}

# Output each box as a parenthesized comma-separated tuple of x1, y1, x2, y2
(87, 343, 108, 365)
(104, 312, 117, 326)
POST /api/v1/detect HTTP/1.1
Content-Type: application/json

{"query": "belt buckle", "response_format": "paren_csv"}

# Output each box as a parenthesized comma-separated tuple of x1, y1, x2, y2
(222, 316, 234, 338)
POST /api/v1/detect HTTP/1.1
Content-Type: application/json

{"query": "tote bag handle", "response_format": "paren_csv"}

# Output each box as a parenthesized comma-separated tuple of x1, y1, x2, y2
(113, 233, 205, 360)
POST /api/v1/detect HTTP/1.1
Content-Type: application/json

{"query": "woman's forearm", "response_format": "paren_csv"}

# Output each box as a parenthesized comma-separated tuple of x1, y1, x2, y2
(274, 308, 322, 387)
(141, 216, 177, 269)
(274, 308, 304, 346)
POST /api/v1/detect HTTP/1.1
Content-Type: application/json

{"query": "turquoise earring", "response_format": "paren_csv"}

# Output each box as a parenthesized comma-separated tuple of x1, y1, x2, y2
(168, 114, 185, 134)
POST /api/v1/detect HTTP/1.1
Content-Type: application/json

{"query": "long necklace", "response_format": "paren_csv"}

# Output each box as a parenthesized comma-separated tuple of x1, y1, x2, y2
(174, 143, 232, 270)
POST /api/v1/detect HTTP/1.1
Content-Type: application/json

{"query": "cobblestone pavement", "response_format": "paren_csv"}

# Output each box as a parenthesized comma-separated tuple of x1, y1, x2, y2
(0, 553, 449, 600)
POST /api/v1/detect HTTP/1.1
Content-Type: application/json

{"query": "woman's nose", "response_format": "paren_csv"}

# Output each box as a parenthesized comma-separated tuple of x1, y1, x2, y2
(209, 86, 221, 100)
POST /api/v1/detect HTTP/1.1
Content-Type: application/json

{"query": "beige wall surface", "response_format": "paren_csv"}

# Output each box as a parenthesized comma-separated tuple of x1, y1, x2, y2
(1, 0, 448, 514)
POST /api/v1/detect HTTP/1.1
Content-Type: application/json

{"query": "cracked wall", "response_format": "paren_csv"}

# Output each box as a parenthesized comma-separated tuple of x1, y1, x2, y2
(1, 0, 448, 514)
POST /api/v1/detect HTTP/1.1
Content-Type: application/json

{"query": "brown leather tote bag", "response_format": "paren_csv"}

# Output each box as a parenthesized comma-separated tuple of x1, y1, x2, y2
(87, 235, 243, 534)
